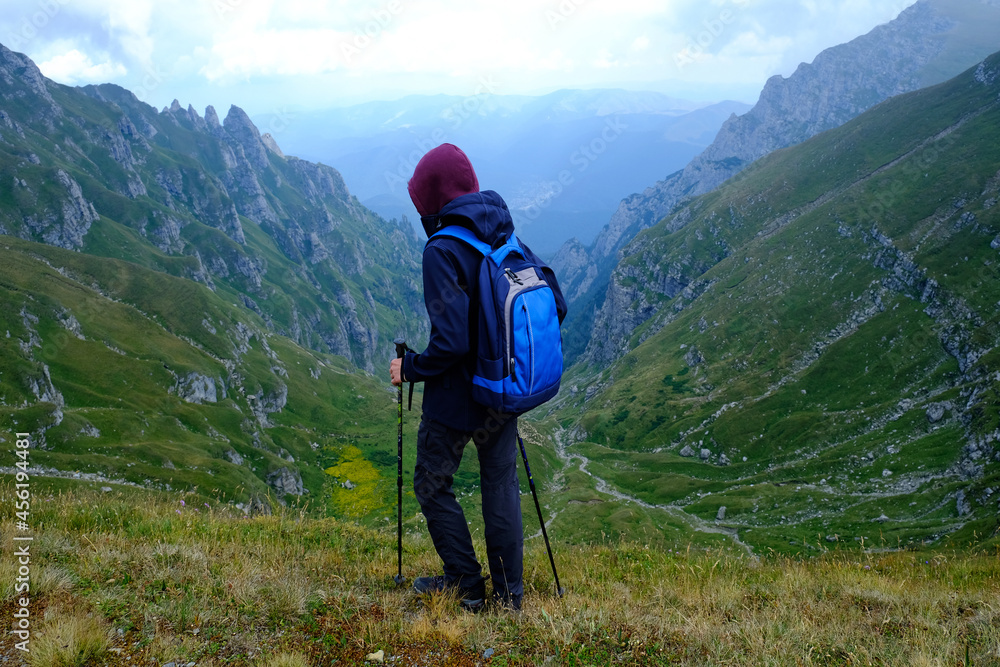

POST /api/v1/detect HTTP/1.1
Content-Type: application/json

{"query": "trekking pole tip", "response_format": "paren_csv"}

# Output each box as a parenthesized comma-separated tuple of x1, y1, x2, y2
(393, 574, 407, 586)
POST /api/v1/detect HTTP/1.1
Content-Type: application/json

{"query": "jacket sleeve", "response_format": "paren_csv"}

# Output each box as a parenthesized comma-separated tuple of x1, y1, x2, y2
(402, 243, 471, 383)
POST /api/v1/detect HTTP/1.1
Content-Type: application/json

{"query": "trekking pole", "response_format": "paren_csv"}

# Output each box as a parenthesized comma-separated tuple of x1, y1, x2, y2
(392, 338, 414, 586)
(516, 428, 565, 598)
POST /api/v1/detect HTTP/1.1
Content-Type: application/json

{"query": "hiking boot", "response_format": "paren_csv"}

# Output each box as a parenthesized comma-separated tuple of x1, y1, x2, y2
(459, 596, 486, 613)
(412, 575, 485, 610)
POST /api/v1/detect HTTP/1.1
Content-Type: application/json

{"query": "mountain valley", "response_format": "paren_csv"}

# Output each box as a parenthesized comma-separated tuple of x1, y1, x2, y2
(1, 5, 998, 554)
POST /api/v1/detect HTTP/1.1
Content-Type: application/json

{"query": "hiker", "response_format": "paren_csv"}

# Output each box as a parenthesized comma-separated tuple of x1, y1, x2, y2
(390, 143, 567, 611)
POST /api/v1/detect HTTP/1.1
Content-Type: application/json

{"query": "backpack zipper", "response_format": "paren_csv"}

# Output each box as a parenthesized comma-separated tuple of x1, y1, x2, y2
(503, 271, 545, 388)
(522, 302, 534, 394)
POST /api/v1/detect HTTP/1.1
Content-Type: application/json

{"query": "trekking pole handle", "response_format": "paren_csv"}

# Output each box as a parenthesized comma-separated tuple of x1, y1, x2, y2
(393, 338, 416, 410)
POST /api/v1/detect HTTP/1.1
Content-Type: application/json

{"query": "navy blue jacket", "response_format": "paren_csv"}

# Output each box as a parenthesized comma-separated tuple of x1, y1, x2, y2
(402, 190, 568, 432)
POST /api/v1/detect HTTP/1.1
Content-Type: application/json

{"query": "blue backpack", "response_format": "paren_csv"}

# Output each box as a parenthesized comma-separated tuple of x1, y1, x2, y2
(430, 226, 563, 414)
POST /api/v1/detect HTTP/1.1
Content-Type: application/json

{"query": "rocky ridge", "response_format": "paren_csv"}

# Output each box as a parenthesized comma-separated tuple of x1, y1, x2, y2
(554, 0, 1000, 364)
(0, 47, 426, 374)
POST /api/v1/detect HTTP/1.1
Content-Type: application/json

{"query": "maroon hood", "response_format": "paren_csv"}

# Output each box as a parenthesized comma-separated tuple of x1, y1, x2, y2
(407, 143, 480, 217)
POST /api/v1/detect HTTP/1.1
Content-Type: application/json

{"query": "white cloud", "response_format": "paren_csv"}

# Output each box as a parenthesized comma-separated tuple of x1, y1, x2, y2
(37, 49, 127, 85)
(198, 28, 350, 81)
(631, 36, 650, 52)
(0, 0, 919, 108)
(594, 48, 618, 70)
(721, 30, 795, 59)
(105, 0, 154, 64)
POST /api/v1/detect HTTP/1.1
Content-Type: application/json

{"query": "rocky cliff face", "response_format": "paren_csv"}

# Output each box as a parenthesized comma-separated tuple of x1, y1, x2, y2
(0, 48, 425, 374)
(19, 168, 99, 250)
(0, 43, 57, 110)
(547, 237, 594, 295)
(557, 0, 1000, 364)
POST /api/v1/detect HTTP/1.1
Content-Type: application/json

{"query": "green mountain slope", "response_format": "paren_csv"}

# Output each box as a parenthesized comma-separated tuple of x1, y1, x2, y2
(0, 43, 427, 508)
(0, 43, 425, 373)
(550, 53, 1000, 553)
(562, 0, 1000, 368)
(0, 226, 421, 511)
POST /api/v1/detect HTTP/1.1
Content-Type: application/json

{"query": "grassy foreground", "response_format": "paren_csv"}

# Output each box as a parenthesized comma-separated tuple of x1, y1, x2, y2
(1, 484, 999, 666)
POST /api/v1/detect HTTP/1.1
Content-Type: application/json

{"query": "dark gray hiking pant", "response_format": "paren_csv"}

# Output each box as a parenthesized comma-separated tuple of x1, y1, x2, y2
(414, 415, 523, 601)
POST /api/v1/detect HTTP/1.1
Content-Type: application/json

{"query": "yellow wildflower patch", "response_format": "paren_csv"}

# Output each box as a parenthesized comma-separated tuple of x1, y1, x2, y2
(325, 445, 385, 518)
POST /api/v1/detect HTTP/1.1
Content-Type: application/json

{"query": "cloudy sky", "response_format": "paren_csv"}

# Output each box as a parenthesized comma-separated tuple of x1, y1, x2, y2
(2, 0, 916, 114)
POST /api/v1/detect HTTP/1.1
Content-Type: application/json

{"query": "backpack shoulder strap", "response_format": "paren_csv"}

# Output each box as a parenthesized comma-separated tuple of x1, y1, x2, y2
(428, 226, 526, 267)
(487, 234, 523, 266)
(427, 226, 490, 256)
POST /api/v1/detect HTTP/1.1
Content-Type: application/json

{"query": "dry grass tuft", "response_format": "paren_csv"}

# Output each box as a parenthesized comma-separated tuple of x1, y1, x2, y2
(27, 611, 110, 667)
(257, 652, 310, 667)
(32, 564, 76, 597)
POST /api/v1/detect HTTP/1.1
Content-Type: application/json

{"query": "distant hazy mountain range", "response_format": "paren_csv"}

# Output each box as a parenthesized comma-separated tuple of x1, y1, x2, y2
(254, 91, 751, 255)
